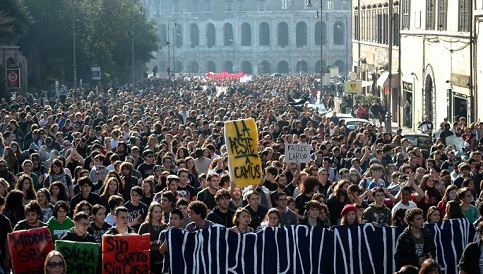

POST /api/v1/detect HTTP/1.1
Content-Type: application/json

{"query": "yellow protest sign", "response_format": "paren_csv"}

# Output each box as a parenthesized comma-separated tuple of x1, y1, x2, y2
(224, 118, 262, 187)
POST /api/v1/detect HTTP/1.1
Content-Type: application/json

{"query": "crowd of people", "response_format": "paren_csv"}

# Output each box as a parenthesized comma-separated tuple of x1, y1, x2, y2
(0, 74, 482, 274)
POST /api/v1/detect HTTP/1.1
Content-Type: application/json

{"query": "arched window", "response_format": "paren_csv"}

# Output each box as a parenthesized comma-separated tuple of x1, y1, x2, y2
(259, 61, 270, 73)
(277, 61, 289, 73)
(277, 22, 289, 47)
(296, 21, 308, 48)
(224, 23, 233, 46)
(174, 24, 182, 48)
(259, 22, 270, 46)
(315, 21, 327, 45)
(241, 23, 251, 46)
(206, 23, 216, 48)
(241, 61, 252, 74)
(224, 61, 234, 73)
(333, 21, 344, 45)
(190, 24, 199, 48)
(207, 61, 216, 72)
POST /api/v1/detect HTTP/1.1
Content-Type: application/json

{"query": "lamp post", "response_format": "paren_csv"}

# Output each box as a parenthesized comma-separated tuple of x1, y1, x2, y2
(385, 0, 393, 132)
(307, 0, 324, 97)
(72, 14, 77, 90)
(172, 23, 178, 74)
(130, 2, 143, 84)
(131, 28, 135, 83)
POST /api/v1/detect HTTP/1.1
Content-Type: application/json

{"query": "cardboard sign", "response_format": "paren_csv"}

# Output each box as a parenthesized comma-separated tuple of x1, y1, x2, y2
(56, 240, 99, 274)
(284, 143, 311, 163)
(224, 118, 262, 187)
(8, 227, 54, 274)
(102, 234, 150, 274)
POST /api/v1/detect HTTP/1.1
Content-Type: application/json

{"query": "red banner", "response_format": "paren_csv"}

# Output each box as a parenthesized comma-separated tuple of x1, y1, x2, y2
(207, 71, 245, 79)
(6, 68, 20, 88)
(8, 227, 54, 274)
(102, 233, 150, 274)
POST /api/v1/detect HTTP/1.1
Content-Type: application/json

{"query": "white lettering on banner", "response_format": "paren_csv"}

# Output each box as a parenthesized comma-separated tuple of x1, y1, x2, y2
(167, 219, 477, 274)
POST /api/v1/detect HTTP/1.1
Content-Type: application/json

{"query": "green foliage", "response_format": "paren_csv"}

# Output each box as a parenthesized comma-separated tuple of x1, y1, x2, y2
(0, 0, 31, 45)
(6, 0, 159, 87)
(353, 94, 381, 104)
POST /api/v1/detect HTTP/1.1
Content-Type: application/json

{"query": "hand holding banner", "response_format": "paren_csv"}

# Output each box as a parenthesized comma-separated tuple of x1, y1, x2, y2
(284, 144, 311, 163)
(102, 233, 150, 274)
(224, 118, 262, 187)
(8, 227, 54, 274)
(56, 240, 99, 274)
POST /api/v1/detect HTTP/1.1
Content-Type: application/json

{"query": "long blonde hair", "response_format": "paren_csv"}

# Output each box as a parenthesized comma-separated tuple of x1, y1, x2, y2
(44, 250, 67, 274)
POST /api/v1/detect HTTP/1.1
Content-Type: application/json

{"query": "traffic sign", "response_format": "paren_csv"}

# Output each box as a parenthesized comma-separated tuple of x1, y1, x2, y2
(345, 81, 362, 93)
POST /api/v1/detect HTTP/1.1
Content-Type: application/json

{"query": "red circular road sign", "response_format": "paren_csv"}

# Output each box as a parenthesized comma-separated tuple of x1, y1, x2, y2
(8, 71, 18, 82)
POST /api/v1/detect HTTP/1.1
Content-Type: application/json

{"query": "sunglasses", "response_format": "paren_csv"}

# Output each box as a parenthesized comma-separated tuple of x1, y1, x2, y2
(47, 261, 65, 268)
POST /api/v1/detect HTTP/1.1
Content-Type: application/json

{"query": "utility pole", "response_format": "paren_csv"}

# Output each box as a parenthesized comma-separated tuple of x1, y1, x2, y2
(385, 0, 393, 132)
(72, 7, 77, 90)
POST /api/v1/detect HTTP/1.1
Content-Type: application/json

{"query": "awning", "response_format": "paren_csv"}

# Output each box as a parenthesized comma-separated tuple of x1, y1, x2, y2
(377, 71, 389, 87)
(376, 72, 400, 88)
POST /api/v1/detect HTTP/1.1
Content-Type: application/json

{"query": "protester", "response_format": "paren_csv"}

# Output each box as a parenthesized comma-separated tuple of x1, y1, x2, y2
(159, 209, 185, 273)
(13, 200, 46, 231)
(88, 204, 112, 243)
(206, 188, 234, 227)
(60, 211, 96, 242)
(395, 208, 436, 269)
(2, 73, 483, 273)
(47, 201, 74, 241)
(299, 200, 324, 227)
(104, 206, 135, 235)
(185, 200, 213, 232)
(459, 221, 483, 274)
(340, 204, 359, 225)
(274, 192, 298, 226)
(44, 250, 67, 274)
(229, 208, 254, 233)
(139, 202, 166, 274)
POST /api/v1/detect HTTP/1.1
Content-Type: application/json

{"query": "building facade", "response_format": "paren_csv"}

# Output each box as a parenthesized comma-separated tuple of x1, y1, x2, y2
(352, 0, 400, 126)
(398, 0, 474, 131)
(145, 0, 351, 76)
(0, 46, 28, 93)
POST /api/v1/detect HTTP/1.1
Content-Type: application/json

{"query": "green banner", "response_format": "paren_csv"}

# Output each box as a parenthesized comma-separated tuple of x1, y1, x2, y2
(55, 240, 99, 274)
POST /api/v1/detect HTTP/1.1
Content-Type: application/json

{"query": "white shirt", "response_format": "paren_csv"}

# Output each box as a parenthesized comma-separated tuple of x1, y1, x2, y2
(391, 200, 417, 216)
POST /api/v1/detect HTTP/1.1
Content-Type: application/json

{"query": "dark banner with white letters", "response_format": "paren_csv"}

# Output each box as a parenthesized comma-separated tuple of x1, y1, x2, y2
(167, 219, 476, 274)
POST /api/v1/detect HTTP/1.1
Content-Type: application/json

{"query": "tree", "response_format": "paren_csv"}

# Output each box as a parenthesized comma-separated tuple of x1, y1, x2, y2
(0, 0, 31, 45)
(6, 0, 159, 88)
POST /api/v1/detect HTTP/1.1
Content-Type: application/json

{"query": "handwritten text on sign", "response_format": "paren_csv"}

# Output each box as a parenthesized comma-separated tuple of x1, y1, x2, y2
(8, 227, 54, 274)
(284, 144, 311, 163)
(225, 118, 262, 187)
(56, 240, 99, 274)
(102, 234, 150, 274)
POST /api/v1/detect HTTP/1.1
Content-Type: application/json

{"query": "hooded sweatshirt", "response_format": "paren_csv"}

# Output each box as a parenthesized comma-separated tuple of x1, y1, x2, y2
(47, 216, 74, 241)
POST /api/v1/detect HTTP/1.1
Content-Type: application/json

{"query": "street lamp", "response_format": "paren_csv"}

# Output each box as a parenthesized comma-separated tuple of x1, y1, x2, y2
(385, 0, 394, 132)
(130, 3, 143, 84)
(173, 23, 177, 74)
(307, 0, 324, 94)
(72, 14, 77, 90)
(230, 37, 237, 73)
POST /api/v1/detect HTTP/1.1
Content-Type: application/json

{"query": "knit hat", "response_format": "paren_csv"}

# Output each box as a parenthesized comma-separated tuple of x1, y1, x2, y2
(340, 204, 357, 217)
